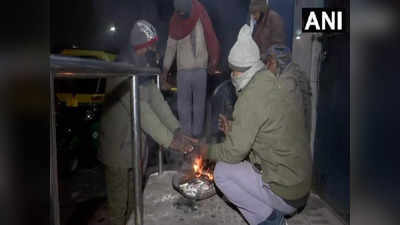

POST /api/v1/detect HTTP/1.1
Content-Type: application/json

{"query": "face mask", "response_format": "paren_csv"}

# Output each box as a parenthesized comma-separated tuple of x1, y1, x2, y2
(230, 61, 265, 92)
(230, 72, 240, 91)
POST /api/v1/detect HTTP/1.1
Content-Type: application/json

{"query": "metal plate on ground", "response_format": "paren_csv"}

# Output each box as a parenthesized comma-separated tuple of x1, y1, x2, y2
(144, 171, 247, 225)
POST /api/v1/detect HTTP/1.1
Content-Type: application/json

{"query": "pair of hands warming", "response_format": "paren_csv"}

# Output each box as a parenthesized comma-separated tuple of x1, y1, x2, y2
(168, 129, 199, 154)
(168, 130, 208, 156)
(169, 114, 232, 158)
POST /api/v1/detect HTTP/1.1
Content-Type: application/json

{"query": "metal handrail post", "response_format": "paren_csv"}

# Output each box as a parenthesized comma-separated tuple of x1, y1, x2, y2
(130, 75, 143, 225)
(156, 75, 163, 175)
(50, 71, 61, 225)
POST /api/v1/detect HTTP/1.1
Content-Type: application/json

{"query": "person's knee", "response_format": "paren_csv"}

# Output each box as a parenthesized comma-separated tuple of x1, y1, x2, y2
(213, 161, 237, 187)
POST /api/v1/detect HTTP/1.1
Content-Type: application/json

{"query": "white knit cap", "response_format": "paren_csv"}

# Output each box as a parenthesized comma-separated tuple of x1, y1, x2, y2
(228, 24, 260, 70)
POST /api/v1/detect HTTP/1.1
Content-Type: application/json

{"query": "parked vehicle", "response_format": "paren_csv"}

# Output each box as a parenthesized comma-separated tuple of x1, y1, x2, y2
(55, 50, 114, 177)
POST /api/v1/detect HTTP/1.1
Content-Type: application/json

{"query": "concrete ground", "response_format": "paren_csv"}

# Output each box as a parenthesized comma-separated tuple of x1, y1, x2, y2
(143, 171, 346, 225)
(59, 167, 347, 225)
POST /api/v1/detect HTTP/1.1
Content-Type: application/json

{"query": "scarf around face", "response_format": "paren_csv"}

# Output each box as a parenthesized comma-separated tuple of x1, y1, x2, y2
(169, 0, 220, 71)
(231, 60, 265, 92)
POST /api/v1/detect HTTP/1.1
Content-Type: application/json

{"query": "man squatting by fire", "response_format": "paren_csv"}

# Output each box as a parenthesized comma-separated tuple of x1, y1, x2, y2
(198, 25, 313, 225)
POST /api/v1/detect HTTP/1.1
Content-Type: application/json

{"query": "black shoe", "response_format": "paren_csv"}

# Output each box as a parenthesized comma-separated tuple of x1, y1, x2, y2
(257, 210, 287, 225)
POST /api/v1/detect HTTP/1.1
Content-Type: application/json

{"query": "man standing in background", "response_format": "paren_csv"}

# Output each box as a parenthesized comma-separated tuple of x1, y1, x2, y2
(161, 0, 220, 139)
(248, 0, 285, 64)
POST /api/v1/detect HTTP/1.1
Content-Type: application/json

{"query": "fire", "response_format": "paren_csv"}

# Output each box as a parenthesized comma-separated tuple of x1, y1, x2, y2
(192, 156, 214, 180)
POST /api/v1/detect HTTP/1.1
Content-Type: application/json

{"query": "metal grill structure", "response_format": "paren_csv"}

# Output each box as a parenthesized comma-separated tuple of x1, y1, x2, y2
(50, 55, 162, 225)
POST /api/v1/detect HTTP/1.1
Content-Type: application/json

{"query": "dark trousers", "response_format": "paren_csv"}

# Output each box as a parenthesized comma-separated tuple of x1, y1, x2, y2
(105, 166, 134, 225)
(177, 68, 207, 138)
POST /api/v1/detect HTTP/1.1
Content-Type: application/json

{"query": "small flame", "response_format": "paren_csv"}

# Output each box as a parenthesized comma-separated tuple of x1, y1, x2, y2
(205, 169, 214, 180)
(192, 156, 213, 180)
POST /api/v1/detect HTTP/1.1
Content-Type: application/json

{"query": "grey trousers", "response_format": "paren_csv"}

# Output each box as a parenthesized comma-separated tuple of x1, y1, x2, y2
(177, 68, 207, 137)
(214, 161, 296, 225)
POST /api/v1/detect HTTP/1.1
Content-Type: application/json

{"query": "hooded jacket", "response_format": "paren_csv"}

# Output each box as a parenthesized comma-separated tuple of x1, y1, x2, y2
(207, 68, 312, 201)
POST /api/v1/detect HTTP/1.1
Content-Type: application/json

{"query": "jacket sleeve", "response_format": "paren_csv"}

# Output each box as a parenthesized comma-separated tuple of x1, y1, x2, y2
(147, 81, 180, 132)
(207, 86, 268, 163)
(162, 37, 177, 71)
(118, 82, 175, 148)
(140, 99, 175, 148)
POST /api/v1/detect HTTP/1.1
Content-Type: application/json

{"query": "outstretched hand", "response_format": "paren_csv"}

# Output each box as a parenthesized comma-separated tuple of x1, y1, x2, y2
(160, 70, 173, 91)
(182, 135, 199, 154)
(218, 114, 232, 135)
(169, 130, 200, 154)
(160, 80, 173, 91)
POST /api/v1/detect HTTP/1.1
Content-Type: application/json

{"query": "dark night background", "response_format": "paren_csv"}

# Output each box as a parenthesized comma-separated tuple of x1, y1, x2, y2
(51, 0, 350, 223)
(5, 0, 400, 224)
(51, 0, 251, 72)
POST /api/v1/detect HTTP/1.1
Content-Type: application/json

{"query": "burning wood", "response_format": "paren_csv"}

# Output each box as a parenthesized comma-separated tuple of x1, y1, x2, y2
(193, 156, 214, 180)
(172, 155, 216, 200)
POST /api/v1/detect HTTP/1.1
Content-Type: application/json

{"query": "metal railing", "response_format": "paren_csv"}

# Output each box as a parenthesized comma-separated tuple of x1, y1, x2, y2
(50, 55, 164, 225)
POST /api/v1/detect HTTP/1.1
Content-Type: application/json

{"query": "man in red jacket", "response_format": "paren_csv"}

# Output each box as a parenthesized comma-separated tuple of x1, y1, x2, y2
(162, 0, 220, 139)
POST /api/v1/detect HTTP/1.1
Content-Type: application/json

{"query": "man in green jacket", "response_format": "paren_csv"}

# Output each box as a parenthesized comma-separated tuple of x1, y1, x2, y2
(199, 25, 312, 225)
(98, 20, 195, 225)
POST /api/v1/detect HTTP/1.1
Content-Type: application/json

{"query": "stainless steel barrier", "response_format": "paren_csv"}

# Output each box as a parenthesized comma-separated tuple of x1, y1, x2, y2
(50, 55, 161, 225)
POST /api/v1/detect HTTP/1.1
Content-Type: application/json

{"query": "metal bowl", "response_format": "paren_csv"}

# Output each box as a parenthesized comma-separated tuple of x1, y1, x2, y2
(172, 170, 216, 201)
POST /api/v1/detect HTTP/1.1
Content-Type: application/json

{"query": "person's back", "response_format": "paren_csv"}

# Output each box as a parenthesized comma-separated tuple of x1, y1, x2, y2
(246, 67, 312, 202)
(280, 62, 312, 135)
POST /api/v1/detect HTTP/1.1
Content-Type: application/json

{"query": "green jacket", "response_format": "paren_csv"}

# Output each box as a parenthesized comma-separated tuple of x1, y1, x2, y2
(98, 78, 180, 168)
(208, 68, 312, 201)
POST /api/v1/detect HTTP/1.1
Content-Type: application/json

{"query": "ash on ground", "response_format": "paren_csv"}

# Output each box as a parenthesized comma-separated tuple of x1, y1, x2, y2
(173, 197, 199, 213)
(144, 171, 247, 225)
